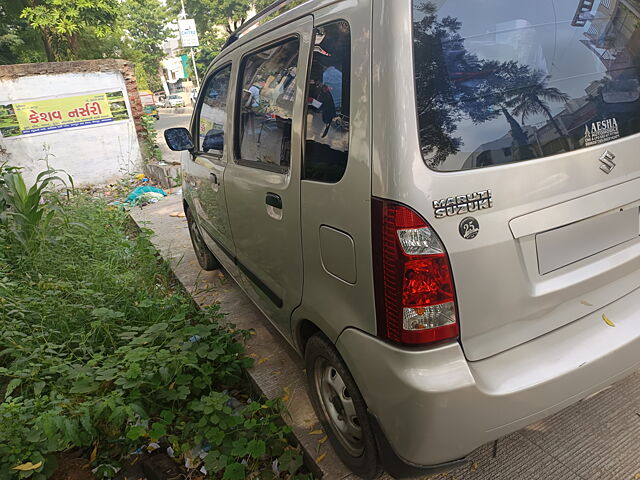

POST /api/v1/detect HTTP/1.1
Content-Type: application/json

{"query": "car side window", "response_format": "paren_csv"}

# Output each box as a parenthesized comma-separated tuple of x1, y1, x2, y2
(304, 21, 351, 183)
(236, 38, 300, 172)
(197, 65, 231, 155)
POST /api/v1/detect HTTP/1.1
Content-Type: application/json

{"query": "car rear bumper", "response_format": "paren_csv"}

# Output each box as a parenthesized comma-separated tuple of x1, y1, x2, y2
(336, 286, 640, 467)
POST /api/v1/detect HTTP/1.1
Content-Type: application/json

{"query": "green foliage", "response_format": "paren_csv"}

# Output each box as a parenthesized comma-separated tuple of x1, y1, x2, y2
(20, 0, 120, 60)
(194, 32, 227, 74)
(0, 0, 303, 89)
(172, 0, 305, 73)
(119, 0, 172, 92)
(140, 115, 162, 163)
(0, 1, 47, 64)
(0, 167, 72, 255)
(0, 196, 312, 479)
(171, 0, 271, 36)
(1, 0, 170, 89)
(0, 161, 21, 212)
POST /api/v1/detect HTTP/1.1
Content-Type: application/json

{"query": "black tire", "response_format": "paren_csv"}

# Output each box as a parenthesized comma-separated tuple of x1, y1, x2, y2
(185, 206, 220, 271)
(305, 334, 382, 479)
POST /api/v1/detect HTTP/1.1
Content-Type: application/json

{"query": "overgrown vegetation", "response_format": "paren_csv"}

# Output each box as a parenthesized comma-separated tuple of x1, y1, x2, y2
(0, 166, 311, 479)
(140, 115, 163, 163)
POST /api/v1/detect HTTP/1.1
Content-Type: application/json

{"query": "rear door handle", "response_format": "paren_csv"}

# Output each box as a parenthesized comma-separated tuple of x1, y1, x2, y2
(266, 192, 282, 209)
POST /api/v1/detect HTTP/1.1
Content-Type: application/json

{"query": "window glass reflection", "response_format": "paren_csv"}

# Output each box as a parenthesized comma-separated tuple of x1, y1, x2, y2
(198, 65, 231, 154)
(238, 39, 299, 171)
(304, 21, 351, 183)
(413, 0, 640, 171)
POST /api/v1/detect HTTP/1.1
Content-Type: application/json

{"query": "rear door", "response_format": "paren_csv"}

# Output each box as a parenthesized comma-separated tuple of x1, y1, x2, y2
(186, 64, 235, 255)
(375, 0, 640, 360)
(224, 18, 312, 338)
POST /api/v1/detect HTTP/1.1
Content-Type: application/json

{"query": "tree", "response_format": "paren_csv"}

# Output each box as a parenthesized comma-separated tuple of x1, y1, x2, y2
(167, 0, 304, 72)
(488, 61, 539, 160)
(120, 0, 172, 91)
(506, 70, 571, 149)
(413, 0, 545, 166)
(20, 0, 120, 61)
(193, 33, 226, 74)
(413, 2, 519, 166)
(170, 0, 269, 38)
(499, 106, 535, 160)
(0, 0, 47, 64)
(0, 6, 27, 64)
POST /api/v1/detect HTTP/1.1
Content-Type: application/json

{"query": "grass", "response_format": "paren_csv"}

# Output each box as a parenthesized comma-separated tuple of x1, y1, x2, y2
(0, 188, 311, 480)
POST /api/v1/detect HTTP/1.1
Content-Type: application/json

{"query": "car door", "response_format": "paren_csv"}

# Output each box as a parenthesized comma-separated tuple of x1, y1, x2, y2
(224, 18, 312, 338)
(186, 64, 235, 255)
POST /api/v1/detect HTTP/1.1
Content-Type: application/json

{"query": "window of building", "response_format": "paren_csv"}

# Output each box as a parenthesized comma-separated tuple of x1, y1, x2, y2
(197, 65, 231, 155)
(304, 21, 351, 182)
(236, 39, 300, 172)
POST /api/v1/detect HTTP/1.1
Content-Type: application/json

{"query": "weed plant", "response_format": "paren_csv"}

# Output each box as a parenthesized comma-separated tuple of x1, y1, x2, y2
(140, 115, 163, 163)
(0, 170, 310, 479)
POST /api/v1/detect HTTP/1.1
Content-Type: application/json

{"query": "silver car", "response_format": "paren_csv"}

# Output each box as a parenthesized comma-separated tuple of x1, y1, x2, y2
(166, 94, 185, 108)
(164, 0, 640, 478)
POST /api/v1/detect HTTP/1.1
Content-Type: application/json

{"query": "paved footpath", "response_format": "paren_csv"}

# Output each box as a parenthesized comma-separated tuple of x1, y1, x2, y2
(131, 193, 640, 480)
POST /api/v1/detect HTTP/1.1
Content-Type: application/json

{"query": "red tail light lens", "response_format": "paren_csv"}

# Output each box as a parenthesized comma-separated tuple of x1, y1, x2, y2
(372, 197, 458, 345)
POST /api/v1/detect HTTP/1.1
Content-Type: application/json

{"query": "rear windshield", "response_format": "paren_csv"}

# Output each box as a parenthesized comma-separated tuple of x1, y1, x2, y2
(413, 0, 640, 171)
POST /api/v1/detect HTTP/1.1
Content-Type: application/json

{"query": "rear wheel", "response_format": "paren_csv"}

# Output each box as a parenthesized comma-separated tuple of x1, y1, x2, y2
(185, 206, 220, 271)
(305, 334, 381, 479)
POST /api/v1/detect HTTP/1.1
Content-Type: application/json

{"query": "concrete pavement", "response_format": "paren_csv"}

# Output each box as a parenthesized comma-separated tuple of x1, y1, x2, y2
(142, 110, 192, 188)
(131, 193, 640, 480)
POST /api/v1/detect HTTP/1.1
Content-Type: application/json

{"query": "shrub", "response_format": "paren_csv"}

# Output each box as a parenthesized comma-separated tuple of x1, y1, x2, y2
(0, 196, 310, 479)
(0, 166, 72, 255)
(140, 115, 162, 163)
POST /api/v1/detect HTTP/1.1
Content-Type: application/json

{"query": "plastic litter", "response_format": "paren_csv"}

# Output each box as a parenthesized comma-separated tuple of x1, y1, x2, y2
(126, 185, 167, 206)
(147, 442, 161, 452)
(225, 397, 243, 410)
(139, 192, 163, 204)
(184, 446, 208, 469)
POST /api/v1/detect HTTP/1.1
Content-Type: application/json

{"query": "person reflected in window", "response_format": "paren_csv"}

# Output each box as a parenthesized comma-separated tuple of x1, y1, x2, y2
(304, 21, 351, 183)
(322, 62, 343, 111)
(248, 79, 265, 108)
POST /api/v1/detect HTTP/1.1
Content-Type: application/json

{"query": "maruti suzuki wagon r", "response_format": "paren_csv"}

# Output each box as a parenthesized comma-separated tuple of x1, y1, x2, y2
(165, 0, 640, 477)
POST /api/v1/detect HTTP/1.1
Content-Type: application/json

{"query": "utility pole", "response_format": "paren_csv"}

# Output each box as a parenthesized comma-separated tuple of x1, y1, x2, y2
(179, 0, 200, 89)
(190, 49, 200, 89)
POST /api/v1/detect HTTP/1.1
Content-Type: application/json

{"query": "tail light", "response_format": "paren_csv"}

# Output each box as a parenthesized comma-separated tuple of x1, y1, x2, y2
(372, 197, 458, 345)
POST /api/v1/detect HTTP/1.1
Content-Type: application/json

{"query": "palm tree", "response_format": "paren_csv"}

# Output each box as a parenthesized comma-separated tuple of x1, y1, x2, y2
(499, 106, 535, 160)
(506, 71, 571, 151)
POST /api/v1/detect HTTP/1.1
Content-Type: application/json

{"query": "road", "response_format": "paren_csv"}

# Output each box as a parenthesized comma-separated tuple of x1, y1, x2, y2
(154, 107, 193, 165)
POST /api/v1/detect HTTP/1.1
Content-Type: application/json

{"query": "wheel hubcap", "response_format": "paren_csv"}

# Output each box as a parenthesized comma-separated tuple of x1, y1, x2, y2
(314, 358, 364, 457)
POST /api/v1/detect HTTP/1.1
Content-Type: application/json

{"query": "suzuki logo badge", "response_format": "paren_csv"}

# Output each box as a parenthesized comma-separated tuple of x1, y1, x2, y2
(599, 150, 616, 174)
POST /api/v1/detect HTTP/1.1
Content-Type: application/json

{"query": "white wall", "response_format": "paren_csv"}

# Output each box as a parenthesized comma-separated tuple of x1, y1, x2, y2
(0, 71, 141, 187)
